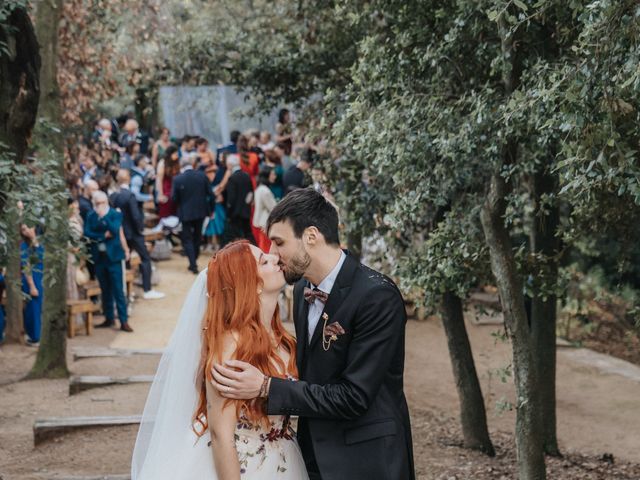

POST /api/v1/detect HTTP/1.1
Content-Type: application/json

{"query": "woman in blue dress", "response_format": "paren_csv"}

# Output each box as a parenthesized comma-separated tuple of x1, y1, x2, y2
(20, 224, 44, 345)
(203, 164, 226, 252)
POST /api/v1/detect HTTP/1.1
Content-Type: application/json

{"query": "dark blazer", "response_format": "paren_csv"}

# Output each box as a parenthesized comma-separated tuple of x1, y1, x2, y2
(78, 196, 93, 223)
(171, 168, 212, 222)
(267, 253, 415, 480)
(83, 208, 125, 263)
(225, 169, 253, 220)
(282, 165, 305, 194)
(109, 188, 144, 240)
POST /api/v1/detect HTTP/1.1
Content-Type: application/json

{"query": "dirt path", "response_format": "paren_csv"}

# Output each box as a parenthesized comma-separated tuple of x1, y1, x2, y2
(1, 254, 639, 479)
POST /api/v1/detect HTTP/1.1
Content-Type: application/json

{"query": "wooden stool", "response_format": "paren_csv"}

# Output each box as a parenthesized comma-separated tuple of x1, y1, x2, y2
(66, 299, 98, 338)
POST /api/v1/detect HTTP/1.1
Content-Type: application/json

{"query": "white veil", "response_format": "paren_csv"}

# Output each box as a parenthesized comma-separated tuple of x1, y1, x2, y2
(131, 269, 216, 479)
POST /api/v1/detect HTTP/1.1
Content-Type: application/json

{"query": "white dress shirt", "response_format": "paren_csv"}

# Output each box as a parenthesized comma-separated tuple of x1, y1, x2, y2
(307, 250, 347, 343)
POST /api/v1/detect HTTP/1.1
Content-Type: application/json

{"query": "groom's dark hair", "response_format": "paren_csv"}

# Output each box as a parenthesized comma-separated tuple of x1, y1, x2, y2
(267, 188, 340, 245)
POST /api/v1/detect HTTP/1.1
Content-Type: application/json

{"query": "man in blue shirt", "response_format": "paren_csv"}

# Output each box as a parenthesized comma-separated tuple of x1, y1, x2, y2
(84, 191, 133, 332)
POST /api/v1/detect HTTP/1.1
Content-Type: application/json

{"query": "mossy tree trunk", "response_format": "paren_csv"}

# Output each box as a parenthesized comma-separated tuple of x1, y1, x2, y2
(0, 3, 41, 344)
(440, 291, 495, 456)
(29, 0, 69, 378)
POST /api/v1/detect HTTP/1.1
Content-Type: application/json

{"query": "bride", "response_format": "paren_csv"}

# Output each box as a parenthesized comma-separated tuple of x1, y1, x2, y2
(131, 240, 309, 479)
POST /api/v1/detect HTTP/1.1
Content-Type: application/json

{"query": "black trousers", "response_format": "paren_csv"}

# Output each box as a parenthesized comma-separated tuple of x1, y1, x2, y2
(181, 218, 204, 270)
(222, 216, 256, 246)
(126, 234, 152, 292)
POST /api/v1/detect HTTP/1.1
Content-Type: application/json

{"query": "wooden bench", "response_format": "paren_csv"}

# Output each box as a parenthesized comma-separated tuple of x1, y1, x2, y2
(143, 229, 165, 243)
(66, 299, 99, 338)
(72, 347, 164, 361)
(83, 280, 101, 298)
(69, 375, 154, 395)
(53, 475, 130, 480)
(33, 415, 142, 445)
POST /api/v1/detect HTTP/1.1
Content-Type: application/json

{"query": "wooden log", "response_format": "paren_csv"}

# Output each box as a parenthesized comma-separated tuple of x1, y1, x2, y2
(33, 415, 142, 445)
(69, 375, 154, 395)
(72, 347, 164, 361)
(52, 475, 130, 480)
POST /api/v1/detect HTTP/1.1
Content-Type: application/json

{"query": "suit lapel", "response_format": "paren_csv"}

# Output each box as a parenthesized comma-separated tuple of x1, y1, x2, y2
(308, 253, 359, 350)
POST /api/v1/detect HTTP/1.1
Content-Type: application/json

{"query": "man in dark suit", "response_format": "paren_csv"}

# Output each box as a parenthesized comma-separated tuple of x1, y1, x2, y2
(84, 191, 133, 332)
(172, 156, 212, 274)
(212, 188, 415, 479)
(282, 151, 312, 195)
(221, 154, 255, 246)
(110, 169, 165, 300)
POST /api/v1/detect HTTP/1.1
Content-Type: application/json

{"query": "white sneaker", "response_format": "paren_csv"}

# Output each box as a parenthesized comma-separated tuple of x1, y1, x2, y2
(143, 290, 166, 300)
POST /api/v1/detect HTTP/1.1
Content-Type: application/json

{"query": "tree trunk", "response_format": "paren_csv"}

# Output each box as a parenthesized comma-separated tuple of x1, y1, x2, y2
(28, 0, 69, 378)
(0, 3, 41, 344)
(481, 174, 546, 480)
(440, 291, 495, 456)
(529, 166, 561, 456)
(4, 220, 23, 343)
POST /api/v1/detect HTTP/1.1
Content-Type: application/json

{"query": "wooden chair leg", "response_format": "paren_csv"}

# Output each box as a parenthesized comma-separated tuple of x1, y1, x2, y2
(86, 311, 93, 336)
(67, 311, 75, 339)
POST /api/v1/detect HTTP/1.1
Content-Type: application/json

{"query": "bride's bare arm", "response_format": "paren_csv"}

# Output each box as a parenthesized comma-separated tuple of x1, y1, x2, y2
(205, 334, 241, 480)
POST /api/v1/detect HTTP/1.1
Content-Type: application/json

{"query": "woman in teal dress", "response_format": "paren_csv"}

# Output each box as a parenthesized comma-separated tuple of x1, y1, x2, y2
(20, 224, 44, 345)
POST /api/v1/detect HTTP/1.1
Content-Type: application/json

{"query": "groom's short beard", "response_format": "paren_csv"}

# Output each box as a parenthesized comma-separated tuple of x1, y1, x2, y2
(283, 248, 311, 285)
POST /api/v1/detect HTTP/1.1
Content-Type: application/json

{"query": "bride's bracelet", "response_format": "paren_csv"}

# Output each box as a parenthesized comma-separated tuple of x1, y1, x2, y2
(259, 374, 270, 398)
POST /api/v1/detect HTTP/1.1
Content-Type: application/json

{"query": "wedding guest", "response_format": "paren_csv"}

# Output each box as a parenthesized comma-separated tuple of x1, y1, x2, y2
(84, 191, 133, 332)
(264, 149, 284, 199)
(80, 153, 98, 184)
(120, 141, 140, 171)
(237, 134, 260, 188)
(111, 169, 165, 300)
(213, 130, 240, 187)
(156, 145, 180, 219)
(151, 127, 172, 169)
(259, 130, 275, 151)
(246, 129, 265, 165)
(119, 118, 149, 154)
(275, 141, 294, 170)
(78, 179, 99, 222)
(275, 108, 293, 155)
(67, 198, 84, 327)
(222, 154, 255, 246)
(203, 164, 226, 252)
(252, 166, 277, 253)
(20, 224, 44, 346)
(282, 149, 313, 195)
(172, 156, 212, 274)
(130, 154, 154, 208)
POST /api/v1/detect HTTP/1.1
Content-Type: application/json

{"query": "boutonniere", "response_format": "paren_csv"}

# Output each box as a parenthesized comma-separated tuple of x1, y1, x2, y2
(321, 312, 346, 351)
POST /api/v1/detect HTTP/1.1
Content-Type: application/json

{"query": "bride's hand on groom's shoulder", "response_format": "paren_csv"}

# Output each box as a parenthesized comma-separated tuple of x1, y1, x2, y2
(212, 360, 266, 400)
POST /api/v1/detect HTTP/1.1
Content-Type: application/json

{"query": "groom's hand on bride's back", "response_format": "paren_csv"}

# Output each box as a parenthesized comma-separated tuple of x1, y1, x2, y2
(212, 360, 268, 400)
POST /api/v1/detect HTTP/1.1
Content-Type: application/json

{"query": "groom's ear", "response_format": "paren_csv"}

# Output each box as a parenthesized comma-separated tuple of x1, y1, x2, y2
(303, 226, 320, 246)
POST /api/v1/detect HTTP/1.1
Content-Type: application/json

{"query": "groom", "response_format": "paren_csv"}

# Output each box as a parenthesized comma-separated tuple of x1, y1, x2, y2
(213, 188, 415, 479)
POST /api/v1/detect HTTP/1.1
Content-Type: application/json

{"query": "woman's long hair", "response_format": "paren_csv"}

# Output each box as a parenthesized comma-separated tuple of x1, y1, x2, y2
(237, 134, 251, 167)
(163, 145, 180, 177)
(192, 240, 297, 435)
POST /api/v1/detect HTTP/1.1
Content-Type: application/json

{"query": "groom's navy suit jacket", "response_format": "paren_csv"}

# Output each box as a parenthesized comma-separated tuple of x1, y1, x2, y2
(267, 253, 415, 479)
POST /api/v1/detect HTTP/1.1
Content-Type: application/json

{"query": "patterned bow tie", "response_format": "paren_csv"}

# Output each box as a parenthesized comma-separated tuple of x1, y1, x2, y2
(304, 287, 329, 304)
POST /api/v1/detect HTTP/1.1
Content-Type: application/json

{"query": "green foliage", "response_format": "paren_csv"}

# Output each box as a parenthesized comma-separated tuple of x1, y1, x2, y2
(0, 120, 73, 273)
(159, 0, 640, 313)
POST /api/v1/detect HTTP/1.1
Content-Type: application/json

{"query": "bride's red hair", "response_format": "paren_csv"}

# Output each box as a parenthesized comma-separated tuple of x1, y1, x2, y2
(192, 240, 297, 435)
